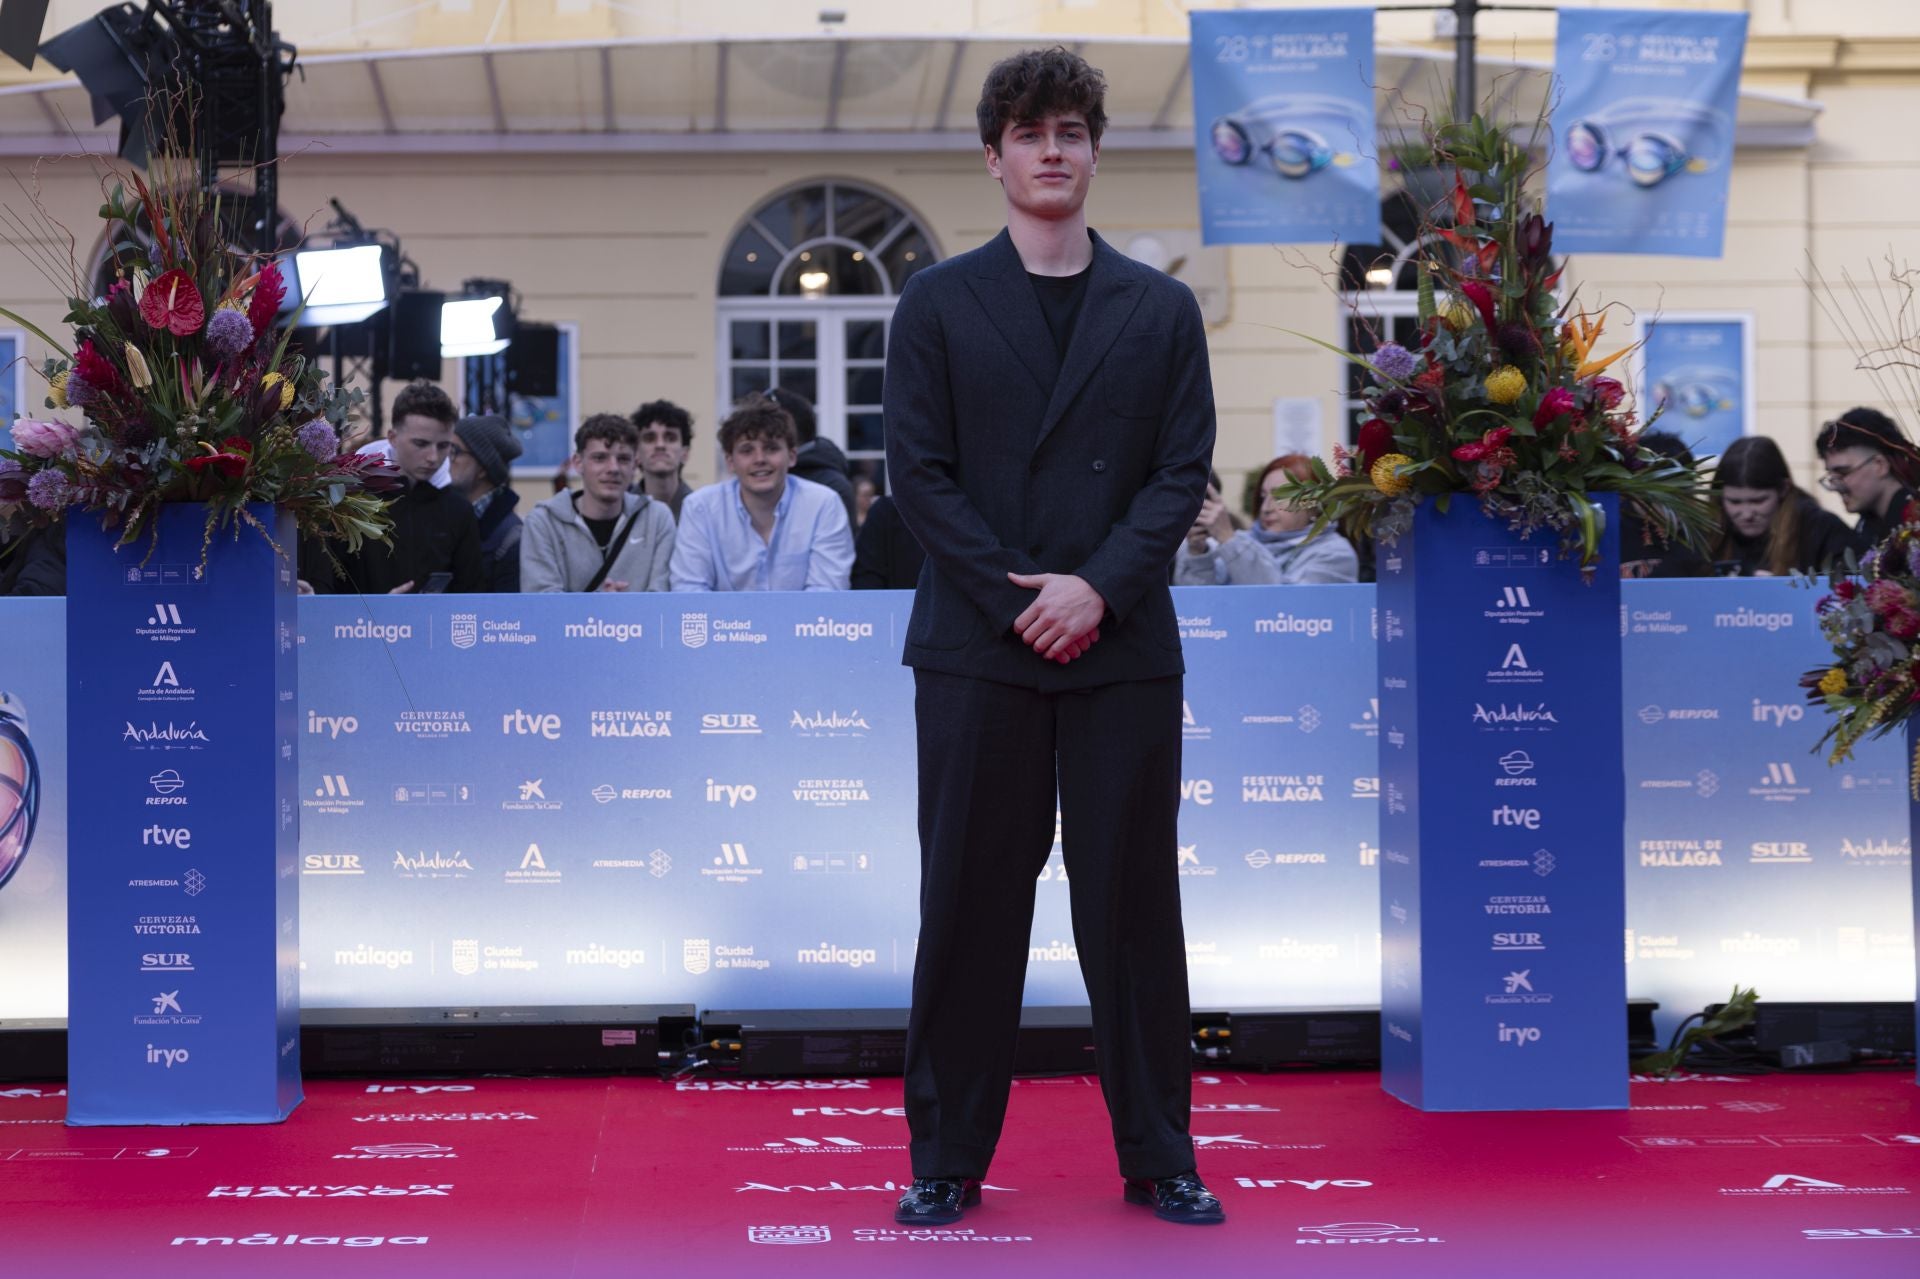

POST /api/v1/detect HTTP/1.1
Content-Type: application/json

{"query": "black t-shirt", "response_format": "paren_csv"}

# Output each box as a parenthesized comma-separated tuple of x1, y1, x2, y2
(1027, 264, 1091, 360)
(582, 513, 618, 550)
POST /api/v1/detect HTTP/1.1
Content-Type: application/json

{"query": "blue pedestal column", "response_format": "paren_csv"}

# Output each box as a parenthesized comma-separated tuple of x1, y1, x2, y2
(1910, 724, 1920, 1088)
(1377, 495, 1627, 1111)
(65, 503, 302, 1125)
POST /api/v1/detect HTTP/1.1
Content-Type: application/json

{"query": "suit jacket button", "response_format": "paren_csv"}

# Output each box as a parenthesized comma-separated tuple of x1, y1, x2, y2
(1091, 459, 1107, 473)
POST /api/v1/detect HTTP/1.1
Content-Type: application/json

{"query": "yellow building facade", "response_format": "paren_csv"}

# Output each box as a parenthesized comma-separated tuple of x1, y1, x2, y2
(0, 0, 1912, 497)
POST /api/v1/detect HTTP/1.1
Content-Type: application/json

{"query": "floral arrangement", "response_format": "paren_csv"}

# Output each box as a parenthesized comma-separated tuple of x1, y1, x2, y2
(0, 170, 394, 561)
(1803, 502, 1920, 787)
(1274, 114, 1712, 567)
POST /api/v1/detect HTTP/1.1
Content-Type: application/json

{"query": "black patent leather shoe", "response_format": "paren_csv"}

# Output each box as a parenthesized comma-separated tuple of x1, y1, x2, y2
(1124, 1170, 1226, 1224)
(894, 1177, 981, 1225)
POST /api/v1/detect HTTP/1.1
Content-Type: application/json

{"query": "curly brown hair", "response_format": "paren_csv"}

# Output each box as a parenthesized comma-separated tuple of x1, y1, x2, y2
(976, 46, 1108, 154)
(717, 394, 798, 454)
(574, 412, 639, 454)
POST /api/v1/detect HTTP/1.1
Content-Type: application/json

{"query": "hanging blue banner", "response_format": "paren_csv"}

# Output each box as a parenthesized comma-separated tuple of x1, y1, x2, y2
(1190, 7, 1379, 246)
(1640, 315, 1751, 459)
(1548, 7, 1749, 258)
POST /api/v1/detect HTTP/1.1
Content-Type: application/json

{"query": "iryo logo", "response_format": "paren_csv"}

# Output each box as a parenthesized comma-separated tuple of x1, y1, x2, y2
(1751, 699, 1805, 727)
(705, 780, 757, 806)
(307, 711, 359, 738)
(1497, 1023, 1542, 1047)
(145, 1044, 190, 1068)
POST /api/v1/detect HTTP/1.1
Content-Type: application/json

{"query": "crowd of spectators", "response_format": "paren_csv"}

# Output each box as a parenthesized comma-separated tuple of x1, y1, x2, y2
(7, 388, 1918, 596)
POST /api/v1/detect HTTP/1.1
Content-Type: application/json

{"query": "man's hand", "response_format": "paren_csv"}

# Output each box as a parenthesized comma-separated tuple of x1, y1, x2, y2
(1009, 572, 1107, 662)
(388, 581, 414, 594)
(598, 579, 630, 592)
(1196, 487, 1235, 544)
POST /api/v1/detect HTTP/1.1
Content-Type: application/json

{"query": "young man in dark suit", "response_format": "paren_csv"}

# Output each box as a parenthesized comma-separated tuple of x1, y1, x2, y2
(883, 47, 1221, 1226)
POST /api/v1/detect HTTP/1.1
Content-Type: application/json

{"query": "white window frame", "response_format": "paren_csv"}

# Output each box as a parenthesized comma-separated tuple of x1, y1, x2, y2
(713, 302, 895, 462)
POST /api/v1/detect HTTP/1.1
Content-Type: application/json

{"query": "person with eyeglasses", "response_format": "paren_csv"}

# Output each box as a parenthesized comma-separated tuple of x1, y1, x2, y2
(449, 414, 525, 593)
(1814, 407, 1919, 548)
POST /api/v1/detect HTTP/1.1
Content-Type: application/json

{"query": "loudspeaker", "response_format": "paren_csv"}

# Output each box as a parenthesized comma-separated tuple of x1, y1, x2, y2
(387, 289, 444, 381)
(507, 322, 560, 398)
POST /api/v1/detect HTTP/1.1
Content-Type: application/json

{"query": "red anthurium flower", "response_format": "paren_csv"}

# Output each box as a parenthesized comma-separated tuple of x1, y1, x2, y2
(140, 268, 207, 337)
(1356, 419, 1395, 469)
(185, 436, 252, 479)
(1532, 386, 1577, 428)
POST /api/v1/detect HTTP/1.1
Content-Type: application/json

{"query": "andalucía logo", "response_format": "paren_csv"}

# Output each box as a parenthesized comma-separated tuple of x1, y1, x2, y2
(137, 661, 196, 703)
(123, 721, 211, 750)
(790, 709, 871, 738)
(1471, 703, 1558, 731)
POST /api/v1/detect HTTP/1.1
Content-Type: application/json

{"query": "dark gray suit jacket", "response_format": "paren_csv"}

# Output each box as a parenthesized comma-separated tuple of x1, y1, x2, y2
(883, 228, 1216, 690)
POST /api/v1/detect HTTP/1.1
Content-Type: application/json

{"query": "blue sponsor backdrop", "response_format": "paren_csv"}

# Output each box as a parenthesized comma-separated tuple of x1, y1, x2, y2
(1379, 500, 1627, 1111)
(1190, 7, 1378, 246)
(1641, 317, 1749, 460)
(0, 582, 1912, 1043)
(62, 507, 301, 1124)
(1547, 8, 1749, 258)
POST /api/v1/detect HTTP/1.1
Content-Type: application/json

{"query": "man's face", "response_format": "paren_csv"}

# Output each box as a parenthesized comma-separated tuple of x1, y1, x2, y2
(391, 414, 453, 484)
(446, 438, 484, 497)
(637, 420, 688, 480)
(986, 112, 1096, 220)
(1821, 445, 1891, 514)
(576, 437, 638, 502)
(726, 434, 795, 500)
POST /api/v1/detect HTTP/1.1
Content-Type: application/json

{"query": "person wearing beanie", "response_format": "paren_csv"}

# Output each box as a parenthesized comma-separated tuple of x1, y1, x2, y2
(450, 413, 525, 593)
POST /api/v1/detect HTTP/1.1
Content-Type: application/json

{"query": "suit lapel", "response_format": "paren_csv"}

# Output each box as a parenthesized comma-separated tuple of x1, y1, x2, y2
(1034, 231, 1144, 451)
(964, 229, 1060, 398)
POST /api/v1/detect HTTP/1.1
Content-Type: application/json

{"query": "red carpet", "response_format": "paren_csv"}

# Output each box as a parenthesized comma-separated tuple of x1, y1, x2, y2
(4, 1069, 1919, 1276)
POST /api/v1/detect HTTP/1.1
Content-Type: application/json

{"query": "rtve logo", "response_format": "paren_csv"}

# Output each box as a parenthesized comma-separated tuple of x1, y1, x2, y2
(142, 825, 192, 850)
(1180, 779, 1215, 805)
(1492, 805, 1542, 830)
(501, 710, 562, 739)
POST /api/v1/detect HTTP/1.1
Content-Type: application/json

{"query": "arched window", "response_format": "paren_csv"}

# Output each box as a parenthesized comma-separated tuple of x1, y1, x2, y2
(1337, 191, 1430, 445)
(716, 181, 940, 485)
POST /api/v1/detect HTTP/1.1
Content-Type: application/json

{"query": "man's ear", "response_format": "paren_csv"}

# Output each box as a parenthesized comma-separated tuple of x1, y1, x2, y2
(983, 142, 1001, 179)
(1090, 138, 1099, 175)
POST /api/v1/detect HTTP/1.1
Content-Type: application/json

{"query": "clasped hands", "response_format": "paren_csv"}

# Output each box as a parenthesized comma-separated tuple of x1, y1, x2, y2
(1009, 571, 1105, 664)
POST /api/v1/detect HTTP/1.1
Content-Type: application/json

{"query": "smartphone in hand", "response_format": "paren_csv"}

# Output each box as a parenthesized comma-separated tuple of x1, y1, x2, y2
(419, 571, 454, 594)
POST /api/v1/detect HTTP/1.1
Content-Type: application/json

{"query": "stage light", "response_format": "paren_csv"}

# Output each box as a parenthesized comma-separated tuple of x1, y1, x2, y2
(1365, 267, 1393, 290)
(441, 294, 508, 358)
(290, 243, 388, 327)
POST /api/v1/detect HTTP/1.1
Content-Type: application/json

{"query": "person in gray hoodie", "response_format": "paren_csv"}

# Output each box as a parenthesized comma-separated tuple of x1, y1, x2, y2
(520, 414, 676, 592)
(1173, 453, 1358, 585)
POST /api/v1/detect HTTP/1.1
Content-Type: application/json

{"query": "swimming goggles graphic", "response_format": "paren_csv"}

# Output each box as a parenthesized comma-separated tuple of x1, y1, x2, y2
(1562, 97, 1731, 189)
(0, 692, 38, 893)
(1208, 94, 1365, 179)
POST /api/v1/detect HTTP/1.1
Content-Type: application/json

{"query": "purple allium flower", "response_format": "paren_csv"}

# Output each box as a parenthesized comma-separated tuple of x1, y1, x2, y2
(63, 370, 98, 407)
(1907, 539, 1920, 578)
(296, 418, 338, 461)
(1369, 342, 1418, 383)
(205, 307, 254, 360)
(25, 467, 72, 510)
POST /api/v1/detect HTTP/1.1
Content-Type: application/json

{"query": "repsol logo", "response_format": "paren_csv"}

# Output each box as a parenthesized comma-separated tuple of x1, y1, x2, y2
(1254, 613, 1334, 638)
(333, 621, 413, 642)
(307, 712, 359, 738)
(794, 618, 874, 641)
(1714, 608, 1792, 632)
(1751, 700, 1805, 727)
